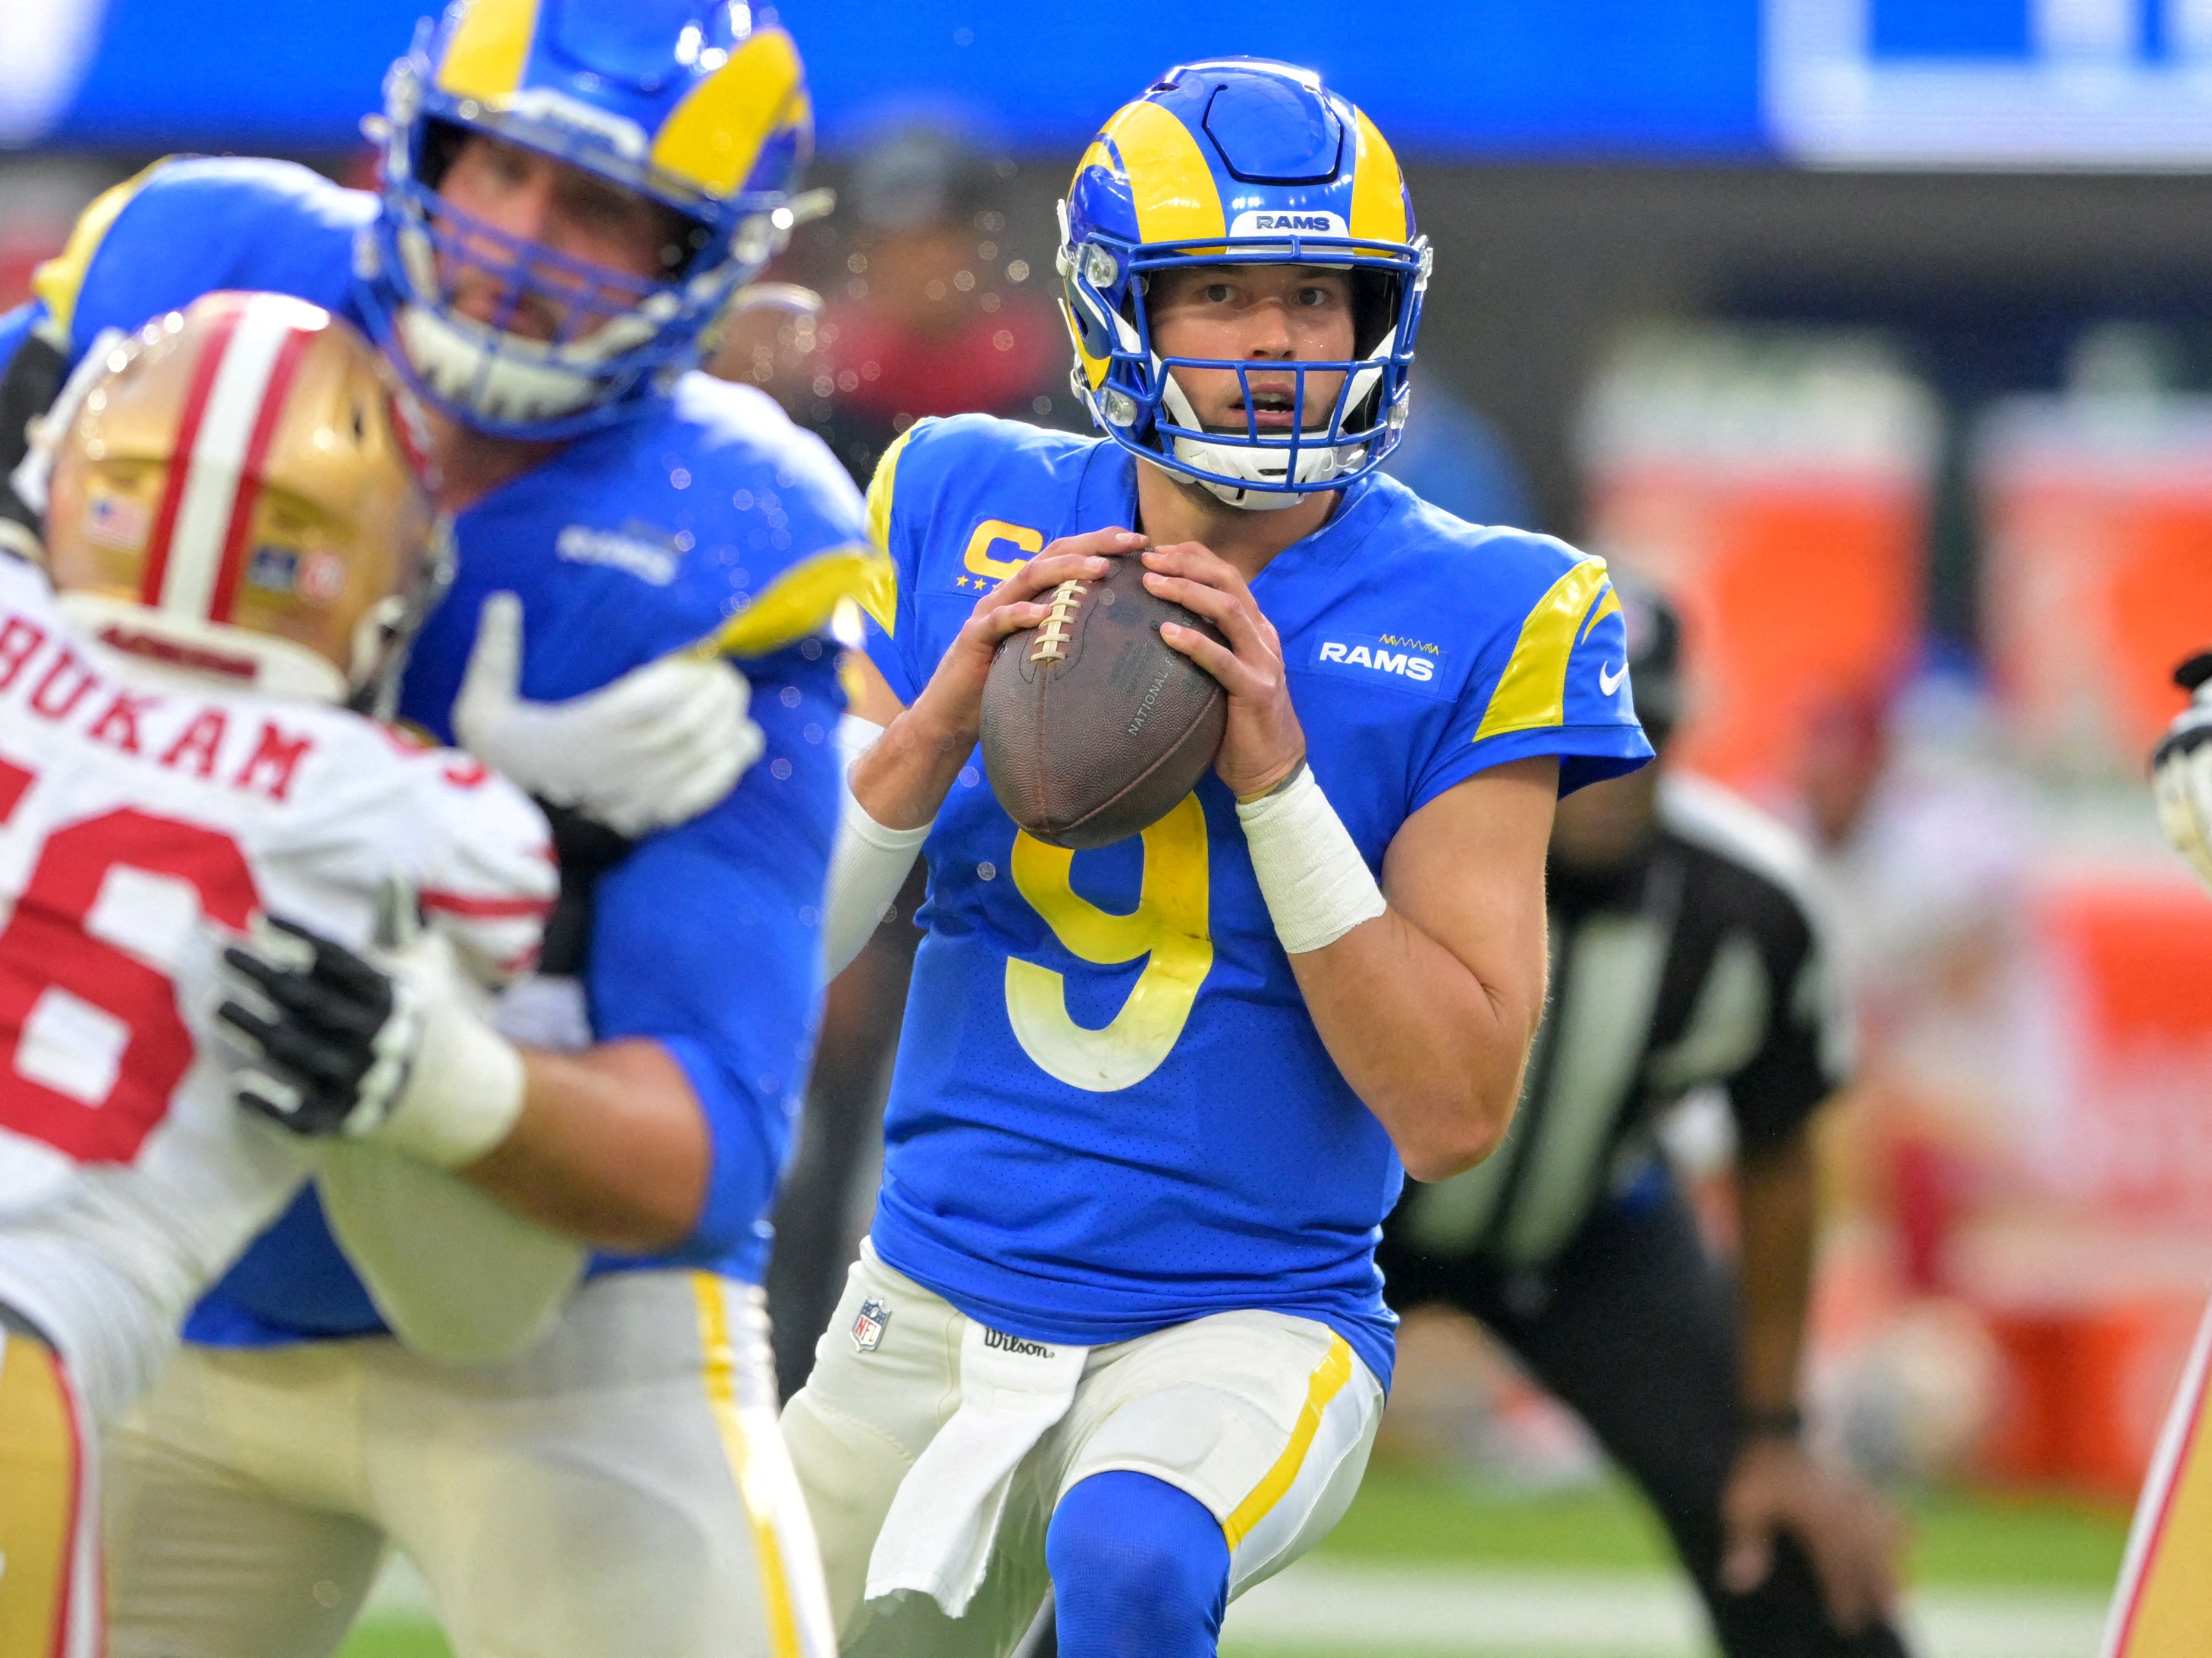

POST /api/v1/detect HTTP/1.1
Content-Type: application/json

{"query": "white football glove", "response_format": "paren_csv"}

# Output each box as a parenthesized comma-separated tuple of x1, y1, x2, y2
(217, 883, 526, 1169)
(454, 591, 764, 838)
(2154, 651, 2212, 895)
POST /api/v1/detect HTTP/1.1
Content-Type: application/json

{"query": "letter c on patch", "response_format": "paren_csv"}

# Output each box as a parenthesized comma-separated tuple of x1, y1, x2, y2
(964, 520, 1045, 581)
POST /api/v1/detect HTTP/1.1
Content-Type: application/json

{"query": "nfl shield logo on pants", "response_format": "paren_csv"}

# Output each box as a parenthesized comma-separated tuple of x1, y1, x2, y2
(850, 1297, 891, 1353)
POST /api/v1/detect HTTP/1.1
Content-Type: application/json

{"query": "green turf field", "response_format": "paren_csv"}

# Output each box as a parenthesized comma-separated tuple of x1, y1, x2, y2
(334, 1465, 2135, 1657)
(1318, 1465, 2133, 1591)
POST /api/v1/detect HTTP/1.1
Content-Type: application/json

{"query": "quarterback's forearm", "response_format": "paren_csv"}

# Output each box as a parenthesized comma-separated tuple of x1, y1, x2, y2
(1287, 910, 1538, 1181)
(1270, 755, 1556, 1184)
(461, 1038, 709, 1251)
(847, 696, 973, 831)
(1736, 1124, 1820, 1419)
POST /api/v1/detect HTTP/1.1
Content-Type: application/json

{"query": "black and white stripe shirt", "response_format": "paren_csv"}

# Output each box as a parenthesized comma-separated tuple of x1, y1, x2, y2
(1391, 773, 1851, 1267)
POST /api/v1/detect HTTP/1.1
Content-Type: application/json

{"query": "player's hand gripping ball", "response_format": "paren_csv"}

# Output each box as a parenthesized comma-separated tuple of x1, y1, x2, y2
(979, 546, 1226, 849)
(2154, 649, 2212, 895)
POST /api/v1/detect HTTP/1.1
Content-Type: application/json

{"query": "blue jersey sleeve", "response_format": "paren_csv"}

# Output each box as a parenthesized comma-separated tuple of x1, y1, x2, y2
(38, 159, 370, 369)
(584, 642, 842, 1267)
(1413, 549, 1652, 811)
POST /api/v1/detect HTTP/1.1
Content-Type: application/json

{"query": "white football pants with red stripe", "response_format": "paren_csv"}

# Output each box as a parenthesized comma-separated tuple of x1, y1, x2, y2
(0, 1313, 101, 1658)
(2105, 1298, 2212, 1656)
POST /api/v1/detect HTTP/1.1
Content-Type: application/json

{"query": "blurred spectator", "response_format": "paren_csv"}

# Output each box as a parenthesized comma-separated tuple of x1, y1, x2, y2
(1798, 669, 2036, 1291)
(0, 158, 115, 310)
(714, 124, 1064, 484)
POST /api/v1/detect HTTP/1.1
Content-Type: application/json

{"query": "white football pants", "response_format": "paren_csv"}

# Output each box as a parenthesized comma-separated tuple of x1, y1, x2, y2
(782, 1241, 1384, 1657)
(100, 1269, 834, 1658)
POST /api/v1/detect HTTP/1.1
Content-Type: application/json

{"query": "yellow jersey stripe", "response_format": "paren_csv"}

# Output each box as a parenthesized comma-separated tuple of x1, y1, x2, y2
(864, 423, 920, 559)
(690, 1274, 803, 1658)
(1578, 584, 1622, 644)
(1102, 100, 1226, 246)
(1221, 1335, 1355, 1552)
(857, 423, 924, 636)
(433, 0, 542, 104)
(32, 161, 167, 342)
(650, 27, 805, 200)
(1472, 556, 1614, 744)
(1347, 109, 1408, 244)
(695, 540, 894, 659)
(0, 1327, 83, 1658)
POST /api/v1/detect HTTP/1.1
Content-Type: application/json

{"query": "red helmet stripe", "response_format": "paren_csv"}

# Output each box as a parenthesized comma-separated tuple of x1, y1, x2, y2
(137, 299, 245, 607)
(206, 319, 317, 624)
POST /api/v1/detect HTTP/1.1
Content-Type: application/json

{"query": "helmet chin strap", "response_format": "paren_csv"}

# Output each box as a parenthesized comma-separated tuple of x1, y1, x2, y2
(1154, 367, 1368, 512)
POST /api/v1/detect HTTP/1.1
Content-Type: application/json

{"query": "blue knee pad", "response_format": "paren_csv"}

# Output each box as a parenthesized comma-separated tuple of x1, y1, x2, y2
(1047, 1470, 1230, 1658)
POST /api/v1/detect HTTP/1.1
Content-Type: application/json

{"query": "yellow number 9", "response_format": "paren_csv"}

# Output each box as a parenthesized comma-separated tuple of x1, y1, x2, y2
(1004, 793, 1214, 1091)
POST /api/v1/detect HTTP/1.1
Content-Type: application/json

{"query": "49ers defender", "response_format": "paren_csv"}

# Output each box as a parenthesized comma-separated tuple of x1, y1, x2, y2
(0, 292, 552, 1658)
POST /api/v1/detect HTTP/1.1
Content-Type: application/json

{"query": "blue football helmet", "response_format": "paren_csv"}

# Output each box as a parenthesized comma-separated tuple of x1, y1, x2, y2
(360, 0, 814, 439)
(1058, 59, 1431, 509)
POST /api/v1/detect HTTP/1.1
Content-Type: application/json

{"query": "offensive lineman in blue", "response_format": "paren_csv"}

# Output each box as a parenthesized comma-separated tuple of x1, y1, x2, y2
(0, 5, 868, 1656)
(783, 59, 1652, 1658)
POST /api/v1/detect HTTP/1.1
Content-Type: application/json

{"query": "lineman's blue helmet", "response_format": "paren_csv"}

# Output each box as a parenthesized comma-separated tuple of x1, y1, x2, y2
(360, 0, 813, 439)
(1058, 59, 1430, 509)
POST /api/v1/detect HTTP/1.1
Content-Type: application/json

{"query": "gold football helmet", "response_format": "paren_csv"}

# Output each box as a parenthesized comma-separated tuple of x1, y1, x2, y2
(43, 290, 444, 703)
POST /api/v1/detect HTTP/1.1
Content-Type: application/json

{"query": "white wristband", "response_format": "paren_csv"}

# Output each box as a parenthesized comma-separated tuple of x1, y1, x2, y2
(1236, 762, 1387, 955)
(381, 992, 527, 1169)
(823, 716, 932, 979)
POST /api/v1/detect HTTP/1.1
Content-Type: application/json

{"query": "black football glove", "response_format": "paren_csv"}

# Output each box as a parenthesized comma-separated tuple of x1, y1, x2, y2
(218, 913, 418, 1140)
(216, 883, 526, 1168)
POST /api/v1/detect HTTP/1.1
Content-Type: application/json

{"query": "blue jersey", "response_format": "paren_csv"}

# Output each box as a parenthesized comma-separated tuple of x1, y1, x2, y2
(10, 157, 886, 1341)
(863, 416, 1652, 1388)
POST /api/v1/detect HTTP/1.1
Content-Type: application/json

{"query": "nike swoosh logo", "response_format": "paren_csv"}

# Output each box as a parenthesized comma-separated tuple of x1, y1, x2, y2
(1599, 662, 1627, 696)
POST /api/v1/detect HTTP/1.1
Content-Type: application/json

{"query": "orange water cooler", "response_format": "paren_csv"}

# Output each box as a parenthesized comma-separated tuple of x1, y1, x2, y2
(1977, 397, 2212, 776)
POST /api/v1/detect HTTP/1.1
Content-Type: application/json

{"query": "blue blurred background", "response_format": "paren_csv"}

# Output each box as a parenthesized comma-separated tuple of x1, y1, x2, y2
(15, 0, 2212, 159)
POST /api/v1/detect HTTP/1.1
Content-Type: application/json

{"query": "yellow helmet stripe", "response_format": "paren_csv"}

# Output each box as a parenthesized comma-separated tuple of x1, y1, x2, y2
(1062, 137, 1117, 389)
(1347, 108, 1408, 244)
(1099, 101, 1226, 246)
(1473, 556, 1615, 742)
(1061, 295, 1110, 391)
(650, 27, 806, 200)
(433, 0, 542, 105)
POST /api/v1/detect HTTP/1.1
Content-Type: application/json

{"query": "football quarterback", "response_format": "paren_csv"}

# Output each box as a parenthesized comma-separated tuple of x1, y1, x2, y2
(0, 4, 862, 1655)
(0, 292, 552, 1658)
(785, 59, 1651, 1657)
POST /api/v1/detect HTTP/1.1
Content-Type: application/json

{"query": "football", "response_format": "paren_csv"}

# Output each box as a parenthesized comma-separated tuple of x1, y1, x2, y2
(979, 552, 1227, 850)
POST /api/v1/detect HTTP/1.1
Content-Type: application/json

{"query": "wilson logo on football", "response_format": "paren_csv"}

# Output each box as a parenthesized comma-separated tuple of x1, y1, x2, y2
(1312, 635, 1440, 684)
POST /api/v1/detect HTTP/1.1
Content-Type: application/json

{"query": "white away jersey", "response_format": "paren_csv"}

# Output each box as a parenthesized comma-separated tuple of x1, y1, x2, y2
(0, 559, 553, 1417)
